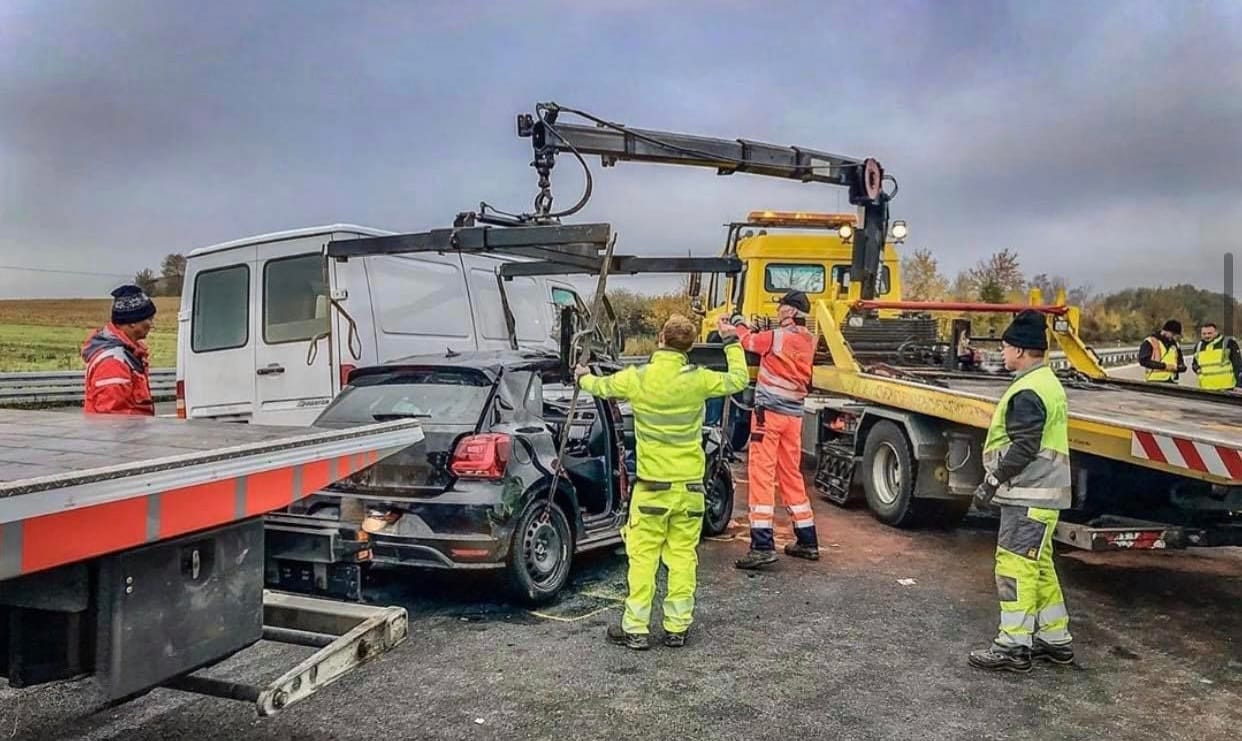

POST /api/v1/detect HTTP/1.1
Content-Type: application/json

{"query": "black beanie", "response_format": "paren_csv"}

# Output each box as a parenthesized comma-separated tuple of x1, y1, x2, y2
(1001, 309, 1048, 351)
(779, 290, 811, 314)
(1161, 319, 1182, 335)
(111, 285, 156, 325)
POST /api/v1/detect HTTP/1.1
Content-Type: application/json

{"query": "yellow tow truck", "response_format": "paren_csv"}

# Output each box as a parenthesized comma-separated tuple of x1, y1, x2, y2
(693, 210, 906, 339)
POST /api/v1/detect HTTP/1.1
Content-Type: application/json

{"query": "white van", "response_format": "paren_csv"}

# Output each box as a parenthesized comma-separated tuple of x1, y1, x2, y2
(177, 224, 587, 425)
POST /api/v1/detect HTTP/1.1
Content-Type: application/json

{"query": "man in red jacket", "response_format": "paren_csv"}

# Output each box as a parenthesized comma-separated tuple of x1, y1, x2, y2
(82, 285, 157, 416)
(732, 290, 820, 569)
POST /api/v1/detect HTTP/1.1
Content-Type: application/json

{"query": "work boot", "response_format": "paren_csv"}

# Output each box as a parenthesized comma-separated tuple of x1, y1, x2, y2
(734, 550, 779, 570)
(663, 630, 688, 648)
(784, 543, 820, 561)
(606, 624, 649, 651)
(968, 644, 1032, 674)
(1032, 639, 1075, 665)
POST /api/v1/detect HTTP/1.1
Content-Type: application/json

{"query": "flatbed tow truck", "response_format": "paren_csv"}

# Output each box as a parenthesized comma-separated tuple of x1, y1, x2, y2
(0, 410, 423, 715)
(492, 101, 1242, 552)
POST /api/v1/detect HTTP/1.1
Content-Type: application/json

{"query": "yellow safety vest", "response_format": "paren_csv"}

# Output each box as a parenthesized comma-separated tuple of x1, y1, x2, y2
(1144, 337, 1179, 382)
(580, 344, 749, 482)
(983, 364, 1072, 510)
(1196, 337, 1237, 391)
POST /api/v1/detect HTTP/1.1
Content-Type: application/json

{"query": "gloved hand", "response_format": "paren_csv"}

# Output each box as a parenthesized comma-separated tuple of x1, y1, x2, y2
(730, 314, 748, 327)
(716, 316, 738, 340)
(973, 473, 999, 509)
(573, 364, 591, 383)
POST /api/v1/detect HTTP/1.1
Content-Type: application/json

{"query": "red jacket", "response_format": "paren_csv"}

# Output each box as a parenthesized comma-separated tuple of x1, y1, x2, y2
(82, 324, 154, 416)
(735, 319, 814, 417)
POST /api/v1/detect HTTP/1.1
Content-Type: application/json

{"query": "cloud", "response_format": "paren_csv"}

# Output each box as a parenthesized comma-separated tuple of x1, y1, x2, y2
(1, 0, 1239, 299)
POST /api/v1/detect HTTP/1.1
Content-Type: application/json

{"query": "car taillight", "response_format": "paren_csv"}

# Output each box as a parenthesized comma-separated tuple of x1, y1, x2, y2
(450, 433, 511, 480)
(339, 363, 356, 388)
(175, 380, 186, 419)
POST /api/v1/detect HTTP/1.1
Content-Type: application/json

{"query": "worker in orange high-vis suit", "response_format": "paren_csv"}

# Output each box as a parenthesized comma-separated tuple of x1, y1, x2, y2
(732, 290, 819, 569)
(81, 285, 157, 416)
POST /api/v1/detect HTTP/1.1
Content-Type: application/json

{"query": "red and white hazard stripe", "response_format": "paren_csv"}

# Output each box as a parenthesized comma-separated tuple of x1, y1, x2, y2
(1131, 431, 1242, 480)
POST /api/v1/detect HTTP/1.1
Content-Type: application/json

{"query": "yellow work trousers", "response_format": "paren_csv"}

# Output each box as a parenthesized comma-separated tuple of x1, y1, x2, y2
(994, 505, 1072, 648)
(621, 481, 705, 635)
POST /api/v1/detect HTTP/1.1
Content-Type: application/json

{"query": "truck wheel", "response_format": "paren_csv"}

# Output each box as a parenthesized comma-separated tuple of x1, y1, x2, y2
(860, 421, 921, 527)
(701, 466, 735, 538)
(506, 499, 573, 606)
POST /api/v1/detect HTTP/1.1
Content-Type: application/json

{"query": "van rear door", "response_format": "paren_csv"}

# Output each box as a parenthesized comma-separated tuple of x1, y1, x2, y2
(183, 247, 257, 419)
(254, 240, 334, 425)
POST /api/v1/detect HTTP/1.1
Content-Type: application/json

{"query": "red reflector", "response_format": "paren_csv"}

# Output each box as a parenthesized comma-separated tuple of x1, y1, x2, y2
(339, 363, 357, 388)
(450, 548, 491, 559)
(450, 433, 511, 480)
(175, 380, 187, 419)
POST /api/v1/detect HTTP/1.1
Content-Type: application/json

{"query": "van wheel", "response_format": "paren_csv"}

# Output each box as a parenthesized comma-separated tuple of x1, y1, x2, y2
(701, 466, 735, 538)
(506, 499, 573, 606)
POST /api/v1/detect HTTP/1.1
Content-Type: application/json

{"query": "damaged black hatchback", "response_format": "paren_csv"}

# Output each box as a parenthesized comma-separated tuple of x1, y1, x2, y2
(265, 349, 735, 605)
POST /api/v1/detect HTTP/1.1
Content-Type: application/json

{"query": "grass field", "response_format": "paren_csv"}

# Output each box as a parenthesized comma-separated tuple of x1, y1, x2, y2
(0, 298, 180, 372)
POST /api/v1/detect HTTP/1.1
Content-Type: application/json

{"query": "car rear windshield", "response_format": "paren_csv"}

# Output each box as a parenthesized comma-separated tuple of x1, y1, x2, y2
(316, 368, 493, 425)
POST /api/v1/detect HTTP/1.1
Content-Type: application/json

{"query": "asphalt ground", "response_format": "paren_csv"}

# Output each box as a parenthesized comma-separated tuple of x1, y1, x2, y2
(2, 462, 1239, 741)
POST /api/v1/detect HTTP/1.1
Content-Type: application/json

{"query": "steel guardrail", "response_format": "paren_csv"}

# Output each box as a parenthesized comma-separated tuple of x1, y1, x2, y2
(0, 367, 176, 406)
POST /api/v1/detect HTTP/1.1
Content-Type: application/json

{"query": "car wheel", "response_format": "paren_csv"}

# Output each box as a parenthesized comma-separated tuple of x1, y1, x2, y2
(701, 465, 734, 538)
(506, 498, 573, 606)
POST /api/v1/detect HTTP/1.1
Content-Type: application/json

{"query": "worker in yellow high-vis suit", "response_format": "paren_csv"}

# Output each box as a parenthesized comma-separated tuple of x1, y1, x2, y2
(1192, 321, 1241, 391)
(577, 314, 748, 650)
(970, 310, 1075, 674)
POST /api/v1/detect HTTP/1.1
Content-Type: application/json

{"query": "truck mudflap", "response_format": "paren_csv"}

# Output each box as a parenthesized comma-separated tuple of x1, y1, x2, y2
(1053, 516, 1212, 551)
(164, 590, 408, 716)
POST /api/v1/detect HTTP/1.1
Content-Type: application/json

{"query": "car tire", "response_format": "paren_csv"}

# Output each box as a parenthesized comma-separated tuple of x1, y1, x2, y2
(701, 465, 735, 538)
(506, 498, 574, 606)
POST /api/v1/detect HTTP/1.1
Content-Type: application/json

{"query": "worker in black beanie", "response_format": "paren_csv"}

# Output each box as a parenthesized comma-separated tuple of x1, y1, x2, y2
(80, 285, 157, 415)
(969, 309, 1075, 673)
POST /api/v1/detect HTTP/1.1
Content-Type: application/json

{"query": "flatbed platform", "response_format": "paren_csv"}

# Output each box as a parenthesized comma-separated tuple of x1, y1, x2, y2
(0, 410, 424, 580)
(811, 366, 1242, 485)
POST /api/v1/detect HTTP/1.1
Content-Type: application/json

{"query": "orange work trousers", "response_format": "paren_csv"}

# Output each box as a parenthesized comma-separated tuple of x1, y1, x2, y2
(747, 409, 818, 551)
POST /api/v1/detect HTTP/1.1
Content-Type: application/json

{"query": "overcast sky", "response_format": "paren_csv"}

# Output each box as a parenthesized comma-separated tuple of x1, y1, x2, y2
(2, 0, 1240, 299)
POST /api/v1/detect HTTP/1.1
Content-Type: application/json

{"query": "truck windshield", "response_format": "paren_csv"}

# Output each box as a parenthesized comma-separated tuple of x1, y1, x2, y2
(316, 369, 492, 426)
(765, 264, 825, 293)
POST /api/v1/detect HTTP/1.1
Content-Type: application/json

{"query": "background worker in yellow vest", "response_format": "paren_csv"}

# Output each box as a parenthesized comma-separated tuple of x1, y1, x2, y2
(1191, 322, 1241, 392)
(576, 314, 749, 650)
(1137, 319, 1186, 383)
(969, 310, 1075, 674)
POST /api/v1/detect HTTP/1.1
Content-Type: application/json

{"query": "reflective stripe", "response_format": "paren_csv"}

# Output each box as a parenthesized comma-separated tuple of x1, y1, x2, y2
(94, 377, 131, 388)
(1037, 603, 1069, 625)
(87, 346, 130, 373)
(1035, 628, 1072, 644)
(999, 610, 1036, 632)
(994, 632, 1033, 648)
(633, 407, 702, 427)
(772, 328, 785, 354)
(757, 368, 803, 391)
(793, 520, 815, 529)
(636, 428, 701, 446)
(750, 520, 773, 529)
(789, 503, 812, 515)
(664, 597, 693, 617)
(751, 504, 775, 515)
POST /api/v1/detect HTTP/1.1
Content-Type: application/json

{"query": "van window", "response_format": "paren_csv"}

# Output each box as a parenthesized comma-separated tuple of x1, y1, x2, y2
(831, 265, 891, 295)
(551, 286, 583, 310)
(372, 257, 471, 338)
(264, 253, 329, 344)
(469, 269, 510, 342)
(192, 264, 249, 352)
(506, 277, 549, 343)
(765, 264, 825, 293)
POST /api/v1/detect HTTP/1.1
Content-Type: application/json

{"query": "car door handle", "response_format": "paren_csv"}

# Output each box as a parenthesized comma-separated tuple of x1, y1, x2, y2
(257, 364, 285, 376)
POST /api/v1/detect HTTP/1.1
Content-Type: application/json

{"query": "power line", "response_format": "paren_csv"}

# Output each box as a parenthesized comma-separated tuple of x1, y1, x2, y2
(0, 264, 132, 279)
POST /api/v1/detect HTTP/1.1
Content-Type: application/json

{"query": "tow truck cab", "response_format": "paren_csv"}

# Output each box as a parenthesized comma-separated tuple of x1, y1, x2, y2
(696, 210, 905, 340)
